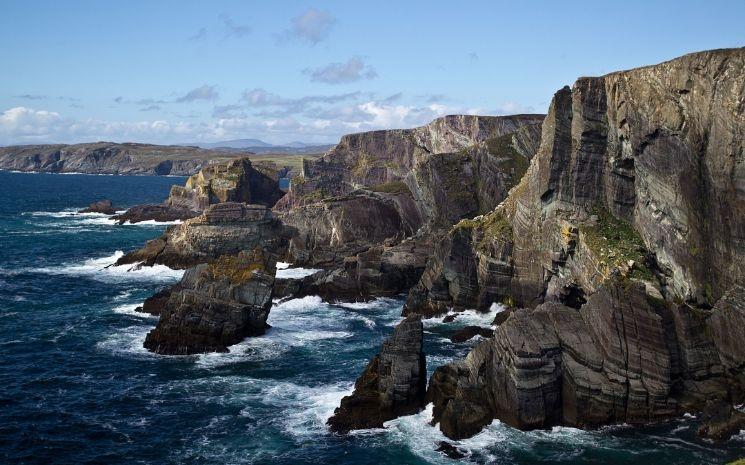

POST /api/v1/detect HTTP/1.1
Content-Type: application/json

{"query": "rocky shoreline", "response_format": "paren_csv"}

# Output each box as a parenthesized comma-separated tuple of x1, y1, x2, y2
(98, 47, 744, 445)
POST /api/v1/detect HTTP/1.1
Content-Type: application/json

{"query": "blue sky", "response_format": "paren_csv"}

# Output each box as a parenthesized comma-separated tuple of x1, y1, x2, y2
(1, 0, 743, 145)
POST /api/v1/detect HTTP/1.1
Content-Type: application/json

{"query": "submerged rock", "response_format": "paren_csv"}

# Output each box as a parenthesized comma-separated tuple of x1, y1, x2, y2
(328, 315, 426, 433)
(143, 249, 276, 355)
(79, 199, 115, 215)
(698, 400, 745, 441)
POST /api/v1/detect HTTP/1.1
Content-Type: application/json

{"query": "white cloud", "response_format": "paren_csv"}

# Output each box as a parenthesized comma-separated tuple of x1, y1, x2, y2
(304, 57, 377, 84)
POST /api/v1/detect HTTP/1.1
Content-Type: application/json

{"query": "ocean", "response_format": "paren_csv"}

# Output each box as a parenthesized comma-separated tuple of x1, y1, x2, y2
(0, 170, 742, 464)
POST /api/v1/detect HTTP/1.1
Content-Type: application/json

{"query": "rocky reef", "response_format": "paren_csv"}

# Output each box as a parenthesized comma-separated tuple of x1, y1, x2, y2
(78, 199, 116, 215)
(0, 142, 253, 175)
(327, 315, 426, 433)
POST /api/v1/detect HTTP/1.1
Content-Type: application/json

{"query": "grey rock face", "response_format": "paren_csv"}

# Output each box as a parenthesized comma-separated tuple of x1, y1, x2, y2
(281, 190, 421, 267)
(328, 315, 426, 433)
(116, 202, 288, 269)
(167, 157, 284, 212)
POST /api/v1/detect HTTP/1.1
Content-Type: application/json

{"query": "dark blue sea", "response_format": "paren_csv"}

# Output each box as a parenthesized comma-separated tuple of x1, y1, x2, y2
(0, 171, 742, 464)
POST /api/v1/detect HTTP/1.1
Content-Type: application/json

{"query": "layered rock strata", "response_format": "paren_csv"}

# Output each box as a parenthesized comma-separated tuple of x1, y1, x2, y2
(428, 279, 744, 439)
(328, 315, 426, 432)
(143, 249, 276, 355)
(407, 47, 745, 316)
(116, 202, 287, 269)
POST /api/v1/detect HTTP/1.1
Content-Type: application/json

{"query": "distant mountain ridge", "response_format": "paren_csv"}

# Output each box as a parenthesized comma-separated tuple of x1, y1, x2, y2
(181, 139, 334, 154)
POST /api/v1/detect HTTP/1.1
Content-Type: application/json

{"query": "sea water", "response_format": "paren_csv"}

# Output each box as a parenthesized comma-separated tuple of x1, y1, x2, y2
(0, 171, 742, 464)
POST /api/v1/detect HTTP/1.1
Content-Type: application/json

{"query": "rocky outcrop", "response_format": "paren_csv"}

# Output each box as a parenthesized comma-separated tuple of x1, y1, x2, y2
(0, 142, 252, 175)
(449, 326, 493, 343)
(167, 157, 284, 211)
(143, 249, 276, 355)
(281, 190, 422, 267)
(116, 202, 287, 269)
(328, 315, 426, 433)
(112, 204, 198, 224)
(698, 400, 745, 441)
(78, 199, 115, 215)
(407, 47, 745, 316)
(428, 277, 745, 439)
(277, 237, 431, 300)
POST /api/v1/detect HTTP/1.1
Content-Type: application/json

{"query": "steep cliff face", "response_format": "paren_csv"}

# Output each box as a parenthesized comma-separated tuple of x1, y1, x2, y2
(416, 47, 745, 440)
(0, 142, 250, 175)
(408, 48, 745, 314)
(275, 114, 543, 219)
(428, 279, 743, 439)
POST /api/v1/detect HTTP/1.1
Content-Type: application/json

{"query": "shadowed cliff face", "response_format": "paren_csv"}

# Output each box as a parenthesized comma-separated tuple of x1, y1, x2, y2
(411, 47, 745, 440)
(408, 47, 745, 314)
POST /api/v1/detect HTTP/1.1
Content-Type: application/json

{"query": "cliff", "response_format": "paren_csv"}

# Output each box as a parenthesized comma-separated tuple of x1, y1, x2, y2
(412, 47, 745, 439)
(0, 142, 257, 176)
(407, 47, 745, 314)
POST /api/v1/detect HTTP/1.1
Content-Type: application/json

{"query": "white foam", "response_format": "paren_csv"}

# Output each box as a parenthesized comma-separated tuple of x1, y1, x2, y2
(112, 303, 157, 319)
(275, 267, 321, 279)
(422, 303, 504, 329)
(276, 261, 291, 269)
(260, 381, 353, 437)
(33, 251, 184, 283)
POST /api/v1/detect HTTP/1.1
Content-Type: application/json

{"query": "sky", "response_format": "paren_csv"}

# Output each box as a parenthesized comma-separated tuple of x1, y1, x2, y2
(0, 0, 743, 146)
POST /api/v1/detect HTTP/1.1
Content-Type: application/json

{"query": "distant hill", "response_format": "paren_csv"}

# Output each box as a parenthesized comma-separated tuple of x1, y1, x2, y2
(182, 139, 334, 154)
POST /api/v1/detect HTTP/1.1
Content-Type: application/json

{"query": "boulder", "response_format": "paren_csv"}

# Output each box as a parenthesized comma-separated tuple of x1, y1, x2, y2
(79, 199, 116, 215)
(327, 315, 426, 433)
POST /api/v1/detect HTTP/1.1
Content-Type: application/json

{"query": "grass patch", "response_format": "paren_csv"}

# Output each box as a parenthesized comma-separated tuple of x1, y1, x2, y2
(486, 134, 531, 185)
(453, 210, 513, 252)
(370, 180, 411, 195)
(580, 207, 654, 280)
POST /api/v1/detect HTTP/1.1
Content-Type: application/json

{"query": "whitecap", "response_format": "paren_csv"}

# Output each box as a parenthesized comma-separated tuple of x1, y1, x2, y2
(112, 303, 157, 319)
(275, 267, 321, 279)
(33, 251, 184, 283)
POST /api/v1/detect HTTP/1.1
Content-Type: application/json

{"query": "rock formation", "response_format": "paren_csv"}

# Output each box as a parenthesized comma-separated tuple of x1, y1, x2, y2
(328, 315, 426, 433)
(116, 202, 287, 269)
(78, 199, 116, 215)
(143, 248, 276, 355)
(168, 157, 284, 211)
(428, 278, 744, 439)
(112, 157, 285, 224)
(418, 47, 745, 439)
(0, 142, 252, 175)
(407, 47, 745, 315)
